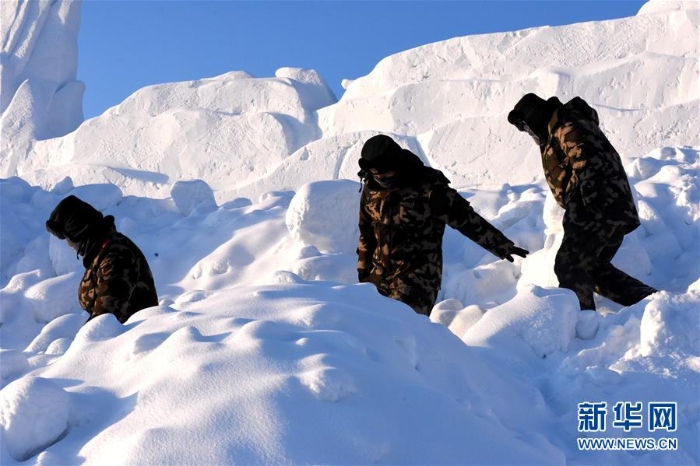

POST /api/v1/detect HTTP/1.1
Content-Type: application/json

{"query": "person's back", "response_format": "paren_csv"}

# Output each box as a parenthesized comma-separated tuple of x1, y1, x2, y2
(508, 93, 656, 311)
(545, 96, 640, 232)
(46, 195, 158, 324)
(79, 228, 158, 323)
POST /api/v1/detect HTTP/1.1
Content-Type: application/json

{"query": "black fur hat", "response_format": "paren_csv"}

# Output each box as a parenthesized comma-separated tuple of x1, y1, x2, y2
(508, 94, 547, 129)
(46, 195, 104, 242)
(507, 93, 562, 137)
(359, 135, 405, 173)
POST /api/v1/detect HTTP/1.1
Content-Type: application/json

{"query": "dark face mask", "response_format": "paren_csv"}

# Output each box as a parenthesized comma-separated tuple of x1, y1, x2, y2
(66, 238, 81, 252)
(525, 126, 541, 145)
(374, 173, 401, 189)
(514, 119, 541, 145)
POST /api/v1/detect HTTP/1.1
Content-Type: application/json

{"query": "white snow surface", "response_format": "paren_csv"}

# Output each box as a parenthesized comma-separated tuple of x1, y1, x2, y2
(0, 0, 84, 168)
(1, 0, 699, 464)
(2, 0, 698, 203)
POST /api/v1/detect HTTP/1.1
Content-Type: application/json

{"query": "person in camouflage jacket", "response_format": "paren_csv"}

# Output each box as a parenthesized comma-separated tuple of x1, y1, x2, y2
(357, 135, 528, 316)
(46, 195, 158, 324)
(508, 93, 657, 310)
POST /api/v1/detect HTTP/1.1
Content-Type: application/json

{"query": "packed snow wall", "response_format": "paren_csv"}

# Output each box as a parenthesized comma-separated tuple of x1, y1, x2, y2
(1, 0, 698, 203)
(0, 0, 84, 174)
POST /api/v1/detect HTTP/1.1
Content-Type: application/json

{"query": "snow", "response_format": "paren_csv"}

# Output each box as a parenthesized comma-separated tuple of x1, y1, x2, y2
(0, 0, 84, 167)
(170, 179, 217, 216)
(3, 1, 697, 204)
(1, 0, 699, 464)
(0, 377, 70, 462)
(638, 0, 699, 15)
(285, 180, 361, 254)
(463, 285, 580, 357)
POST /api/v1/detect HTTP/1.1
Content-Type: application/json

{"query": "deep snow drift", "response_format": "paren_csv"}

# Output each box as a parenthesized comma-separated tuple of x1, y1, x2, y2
(1, 0, 699, 464)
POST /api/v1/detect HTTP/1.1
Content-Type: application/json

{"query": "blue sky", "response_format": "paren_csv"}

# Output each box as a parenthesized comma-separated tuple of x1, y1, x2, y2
(78, 0, 647, 119)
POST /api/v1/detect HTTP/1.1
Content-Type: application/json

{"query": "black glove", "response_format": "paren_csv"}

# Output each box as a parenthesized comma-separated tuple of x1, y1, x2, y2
(504, 246, 529, 262)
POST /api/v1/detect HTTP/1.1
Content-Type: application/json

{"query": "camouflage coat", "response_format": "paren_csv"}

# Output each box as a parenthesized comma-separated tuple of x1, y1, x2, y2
(357, 169, 514, 314)
(79, 231, 158, 323)
(541, 97, 640, 232)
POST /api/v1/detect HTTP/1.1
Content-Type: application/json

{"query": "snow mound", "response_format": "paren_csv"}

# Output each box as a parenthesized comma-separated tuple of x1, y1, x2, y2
(24, 273, 81, 323)
(26, 312, 87, 353)
(320, 2, 698, 189)
(463, 286, 579, 357)
(27, 283, 563, 465)
(639, 283, 700, 357)
(430, 300, 484, 337)
(286, 180, 362, 254)
(9, 69, 338, 201)
(0, 350, 29, 386)
(638, 0, 699, 15)
(171, 180, 217, 216)
(0, 377, 70, 462)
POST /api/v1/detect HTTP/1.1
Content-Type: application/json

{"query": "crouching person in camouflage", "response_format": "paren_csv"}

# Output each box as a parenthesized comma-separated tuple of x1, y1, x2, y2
(46, 195, 159, 324)
(357, 135, 529, 316)
(507, 93, 657, 310)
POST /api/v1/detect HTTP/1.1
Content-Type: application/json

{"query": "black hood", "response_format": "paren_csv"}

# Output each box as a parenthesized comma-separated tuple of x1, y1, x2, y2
(507, 93, 563, 140)
(357, 135, 450, 188)
(46, 195, 116, 260)
(359, 135, 405, 173)
(46, 195, 104, 243)
(358, 135, 424, 176)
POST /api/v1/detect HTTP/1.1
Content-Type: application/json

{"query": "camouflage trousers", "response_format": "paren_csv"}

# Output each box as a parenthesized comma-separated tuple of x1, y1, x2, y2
(374, 278, 439, 317)
(554, 215, 657, 310)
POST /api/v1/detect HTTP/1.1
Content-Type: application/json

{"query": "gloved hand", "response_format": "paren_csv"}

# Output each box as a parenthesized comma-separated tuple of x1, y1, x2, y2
(504, 246, 529, 262)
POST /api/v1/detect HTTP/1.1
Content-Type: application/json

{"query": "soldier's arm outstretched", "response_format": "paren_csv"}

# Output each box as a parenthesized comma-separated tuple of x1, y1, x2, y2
(431, 185, 528, 262)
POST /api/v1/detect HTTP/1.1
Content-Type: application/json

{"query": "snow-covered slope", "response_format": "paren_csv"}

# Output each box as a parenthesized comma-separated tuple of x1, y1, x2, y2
(0, 0, 698, 464)
(1, 144, 698, 464)
(323, 1, 699, 190)
(4, 0, 698, 202)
